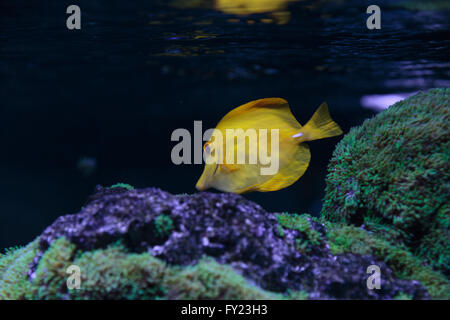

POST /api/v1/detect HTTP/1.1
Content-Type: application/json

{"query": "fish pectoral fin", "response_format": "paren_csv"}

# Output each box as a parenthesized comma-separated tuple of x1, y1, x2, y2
(220, 163, 240, 173)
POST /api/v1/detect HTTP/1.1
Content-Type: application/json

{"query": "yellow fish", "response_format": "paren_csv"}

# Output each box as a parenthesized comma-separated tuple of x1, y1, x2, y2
(196, 98, 343, 193)
(215, 0, 292, 15)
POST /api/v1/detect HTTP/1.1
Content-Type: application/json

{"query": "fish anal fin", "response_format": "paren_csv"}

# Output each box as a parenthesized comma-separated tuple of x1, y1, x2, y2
(255, 144, 311, 192)
(236, 183, 259, 194)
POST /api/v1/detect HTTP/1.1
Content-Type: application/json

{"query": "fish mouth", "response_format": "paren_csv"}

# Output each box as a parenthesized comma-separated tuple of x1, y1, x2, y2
(196, 183, 205, 191)
(196, 164, 218, 191)
(195, 178, 209, 191)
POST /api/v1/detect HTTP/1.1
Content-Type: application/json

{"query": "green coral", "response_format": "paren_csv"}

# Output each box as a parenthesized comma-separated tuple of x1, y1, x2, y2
(28, 237, 77, 299)
(26, 239, 167, 300)
(109, 183, 134, 190)
(0, 238, 285, 300)
(154, 214, 174, 238)
(321, 88, 450, 275)
(286, 290, 309, 300)
(164, 258, 282, 300)
(325, 222, 450, 299)
(68, 243, 167, 300)
(394, 292, 413, 300)
(276, 225, 285, 237)
(0, 239, 39, 300)
(277, 213, 322, 253)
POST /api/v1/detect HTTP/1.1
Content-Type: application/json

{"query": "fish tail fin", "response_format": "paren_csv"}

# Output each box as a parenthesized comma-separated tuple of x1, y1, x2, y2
(294, 102, 343, 142)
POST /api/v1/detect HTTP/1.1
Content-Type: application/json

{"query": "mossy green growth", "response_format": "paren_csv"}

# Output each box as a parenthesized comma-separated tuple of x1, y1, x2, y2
(325, 222, 450, 299)
(0, 239, 39, 300)
(164, 258, 282, 300)
(69, 243, 167, 300)
(109, 183, 134, 190)
(28, 237, 77, 299)
(394, 292, 413, 300)
(321, 88, 450, 275)
(277, 213, 322, 253)
(24, 238, 167, 300)
(286, 290, 309, 300)
(276, 225, 285, 237)
(0, 238, 288, 300)
(154, 214, 174, 238)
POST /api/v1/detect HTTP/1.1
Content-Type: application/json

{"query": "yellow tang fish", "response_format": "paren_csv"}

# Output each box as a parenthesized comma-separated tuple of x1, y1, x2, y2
(196, 98, 343, 194)
(215, 0, 292, 15)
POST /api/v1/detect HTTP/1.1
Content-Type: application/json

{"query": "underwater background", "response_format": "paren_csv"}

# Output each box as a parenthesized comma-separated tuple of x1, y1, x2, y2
(0, 0, 449, 253)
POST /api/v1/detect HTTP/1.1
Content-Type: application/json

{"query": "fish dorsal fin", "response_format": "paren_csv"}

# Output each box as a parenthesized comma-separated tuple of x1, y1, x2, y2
(219, 98, 291, 123)
(216, 98, 302, 136)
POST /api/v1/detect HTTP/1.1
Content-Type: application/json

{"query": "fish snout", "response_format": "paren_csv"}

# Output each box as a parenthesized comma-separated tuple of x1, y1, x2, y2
(195, 178, 209, 191)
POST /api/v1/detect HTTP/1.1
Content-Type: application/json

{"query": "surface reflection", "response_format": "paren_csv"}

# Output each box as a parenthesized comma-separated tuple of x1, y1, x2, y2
(215, 0, 297, 15)
(171, 0, 301, 24)
(360, 93, 416, 112)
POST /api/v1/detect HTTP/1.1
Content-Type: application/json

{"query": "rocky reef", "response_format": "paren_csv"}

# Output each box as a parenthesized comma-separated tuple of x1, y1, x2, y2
(0, 88, 448, 300)
(0, 187, 433, 300)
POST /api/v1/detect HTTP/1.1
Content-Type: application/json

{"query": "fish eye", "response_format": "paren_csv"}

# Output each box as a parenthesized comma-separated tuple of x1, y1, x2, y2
(203, 142, 211, 154)
(203, 142, 215, 156)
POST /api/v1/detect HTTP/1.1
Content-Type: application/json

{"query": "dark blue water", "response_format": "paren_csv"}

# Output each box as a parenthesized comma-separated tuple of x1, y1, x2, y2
(0, 0, 449, 248)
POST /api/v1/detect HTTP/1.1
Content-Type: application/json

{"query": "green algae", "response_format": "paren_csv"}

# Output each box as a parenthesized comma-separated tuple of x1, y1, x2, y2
(277, 213, 322, 253)
(67, 242, 167, 300)
(276, 225, 285, 237)
(109, 183, 135, 190)
(154, 214, 174, 238)
(394, 292, 413, 300)
(273, 212, 449, 298)
(0, 238, 283, 300)
(28, 237, 77, 299)
(165, 258, 282, 300)
(0, 239, 39, 300)
(325, 222, 450, 299)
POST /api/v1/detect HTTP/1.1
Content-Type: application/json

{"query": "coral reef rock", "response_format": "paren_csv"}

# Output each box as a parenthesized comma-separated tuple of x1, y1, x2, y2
(20, 186, 428, 299)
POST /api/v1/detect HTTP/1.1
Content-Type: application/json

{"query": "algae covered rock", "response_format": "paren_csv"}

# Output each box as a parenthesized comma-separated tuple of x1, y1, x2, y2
(321, 88, 449, 277)
(1, 186, 429, 300)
